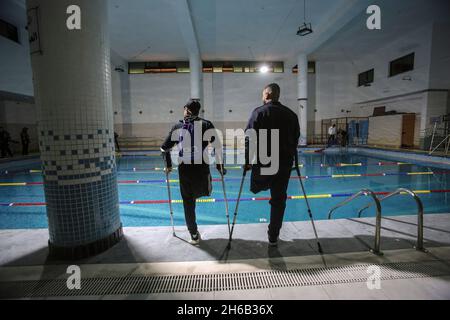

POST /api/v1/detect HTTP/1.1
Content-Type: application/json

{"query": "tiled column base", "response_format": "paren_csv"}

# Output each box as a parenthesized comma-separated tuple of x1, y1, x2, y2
(28, 0, 123, 258)
(48, 225, 123, 260)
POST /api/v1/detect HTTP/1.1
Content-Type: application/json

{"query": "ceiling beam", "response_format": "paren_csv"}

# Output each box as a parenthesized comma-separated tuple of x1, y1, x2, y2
(169, 0, 201, 58)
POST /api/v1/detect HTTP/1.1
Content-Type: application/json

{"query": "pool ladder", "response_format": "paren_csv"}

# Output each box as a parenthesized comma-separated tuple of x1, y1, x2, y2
(328, 188, 426, 255)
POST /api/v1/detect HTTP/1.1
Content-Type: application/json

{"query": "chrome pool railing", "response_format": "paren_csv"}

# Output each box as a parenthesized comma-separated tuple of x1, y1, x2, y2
(328, 189, 382, 255)
(358, 188, 426, 252)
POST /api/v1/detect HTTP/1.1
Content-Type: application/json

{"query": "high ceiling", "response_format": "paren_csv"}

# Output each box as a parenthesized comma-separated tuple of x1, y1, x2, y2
(12, 0, 448, 64)
(311, 0, 450, 61)
(108, 0, 371, 63)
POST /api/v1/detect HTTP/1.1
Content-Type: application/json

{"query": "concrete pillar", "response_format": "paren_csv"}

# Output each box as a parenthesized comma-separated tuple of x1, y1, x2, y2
(27, 0, 122, 259)
(297, 53, 308, 146)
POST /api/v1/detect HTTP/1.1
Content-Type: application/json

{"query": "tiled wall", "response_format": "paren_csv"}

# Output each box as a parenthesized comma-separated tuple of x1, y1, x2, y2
(28, 0, 121, 248)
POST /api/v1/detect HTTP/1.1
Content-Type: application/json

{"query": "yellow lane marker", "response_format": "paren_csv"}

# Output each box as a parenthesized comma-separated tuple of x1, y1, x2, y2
(332, 174, 362, 178)
(0, 183, 27, 186)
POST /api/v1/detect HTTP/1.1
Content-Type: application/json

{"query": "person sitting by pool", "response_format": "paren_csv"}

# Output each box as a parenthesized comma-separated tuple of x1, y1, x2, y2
(244, 83, 300, 246)
(160, 100, 226, 245)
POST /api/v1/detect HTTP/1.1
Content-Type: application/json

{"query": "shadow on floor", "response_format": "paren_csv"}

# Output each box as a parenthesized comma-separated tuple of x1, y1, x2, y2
(4, 233, 449, 268)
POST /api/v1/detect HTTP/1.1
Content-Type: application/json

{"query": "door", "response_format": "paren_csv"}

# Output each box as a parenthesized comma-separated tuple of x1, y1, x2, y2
(401, 114, 416, 148)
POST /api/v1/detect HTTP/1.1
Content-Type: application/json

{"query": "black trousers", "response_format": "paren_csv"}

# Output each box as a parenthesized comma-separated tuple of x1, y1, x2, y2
(267, 166, 292, 241)
(178, 164, 212, 235)
(327, 134, 336, 147)
(22, 143, 29, 155)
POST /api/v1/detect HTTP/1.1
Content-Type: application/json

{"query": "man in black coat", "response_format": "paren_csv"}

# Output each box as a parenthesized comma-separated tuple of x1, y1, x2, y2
(161, 100, 225, 245)
(244, 83, 300, 246)
(0, 127, 13, 158)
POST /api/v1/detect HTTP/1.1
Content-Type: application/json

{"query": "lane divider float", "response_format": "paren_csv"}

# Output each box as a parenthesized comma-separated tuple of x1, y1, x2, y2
(2, 171, 449, 187)
(1, 189, 449, 207)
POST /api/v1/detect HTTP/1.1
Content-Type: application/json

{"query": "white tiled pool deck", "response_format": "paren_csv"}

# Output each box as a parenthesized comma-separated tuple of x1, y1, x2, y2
(1, 213, 450, 299)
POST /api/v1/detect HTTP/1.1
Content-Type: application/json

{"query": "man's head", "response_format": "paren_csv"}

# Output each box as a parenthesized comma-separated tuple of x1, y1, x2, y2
(333, 124, 336, 128)
(262, 83, 281, 103)
(183, 100, 201, 117)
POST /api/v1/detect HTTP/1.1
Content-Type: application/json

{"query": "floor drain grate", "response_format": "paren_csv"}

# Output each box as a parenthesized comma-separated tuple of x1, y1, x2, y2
(1, 260, 449, 298)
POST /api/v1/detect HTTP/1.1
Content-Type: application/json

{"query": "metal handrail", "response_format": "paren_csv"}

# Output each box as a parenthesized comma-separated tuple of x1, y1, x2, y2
(429, 134, 450, 155)
(358, 188, 425, 251)
(328, 189, 382, 255)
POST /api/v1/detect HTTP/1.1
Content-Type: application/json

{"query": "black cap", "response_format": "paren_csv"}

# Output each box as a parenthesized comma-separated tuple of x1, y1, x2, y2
(184, 100, 201, 115)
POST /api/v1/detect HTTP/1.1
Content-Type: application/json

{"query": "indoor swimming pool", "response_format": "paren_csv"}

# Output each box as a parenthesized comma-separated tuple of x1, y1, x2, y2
(1, 151, 449, 229)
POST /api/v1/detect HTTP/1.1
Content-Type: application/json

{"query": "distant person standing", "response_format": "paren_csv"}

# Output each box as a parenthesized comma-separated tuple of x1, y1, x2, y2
(0, 127, 13, 158)
(327, 124, 337, 147)
(338, 129, 348, 147)
(20, 127, 30, 155)
(114, 132, 121, 153)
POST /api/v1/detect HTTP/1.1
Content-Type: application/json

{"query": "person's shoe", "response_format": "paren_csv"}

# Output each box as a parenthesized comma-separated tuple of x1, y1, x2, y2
(189, 232, 201, 245)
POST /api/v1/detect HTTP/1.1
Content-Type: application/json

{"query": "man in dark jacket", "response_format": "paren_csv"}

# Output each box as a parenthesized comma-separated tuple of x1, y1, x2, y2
(161, 100, 225, 245)
(244, 83, 300, 246)
(0, 127, 13, 158)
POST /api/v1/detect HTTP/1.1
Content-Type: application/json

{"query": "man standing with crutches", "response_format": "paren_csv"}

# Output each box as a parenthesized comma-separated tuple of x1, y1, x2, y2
(242, 83, 300, 246)
(161, 100, 226, 245)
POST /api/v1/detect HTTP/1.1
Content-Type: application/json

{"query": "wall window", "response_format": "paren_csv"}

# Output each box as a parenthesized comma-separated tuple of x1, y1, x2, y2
(128, 62, 189, 74)
(0, 19, 19, 43)
(292, 61, 316, 74)
(389, 53, 414, 77)
(203, 61, 283, 73)
(358, 69, 374, 87)
(129, 61, 284, 74)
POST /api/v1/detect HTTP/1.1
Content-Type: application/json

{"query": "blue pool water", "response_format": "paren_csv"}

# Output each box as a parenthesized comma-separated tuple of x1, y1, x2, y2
(1, 152, 450, 229)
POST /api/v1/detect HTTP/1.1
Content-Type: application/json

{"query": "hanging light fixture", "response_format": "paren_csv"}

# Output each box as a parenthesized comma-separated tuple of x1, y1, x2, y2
(297, 0, 313, 36)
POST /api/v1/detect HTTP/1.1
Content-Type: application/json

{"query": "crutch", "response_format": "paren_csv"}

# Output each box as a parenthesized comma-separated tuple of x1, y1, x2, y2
(293, 152, 323, 254)
(219, 167, 231, 237)
(227, 168, 247, 249)
(162, 153, 176, 237)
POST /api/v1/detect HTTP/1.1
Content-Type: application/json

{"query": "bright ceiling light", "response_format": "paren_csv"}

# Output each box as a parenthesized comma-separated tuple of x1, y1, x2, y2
(260, 65, 269, 73)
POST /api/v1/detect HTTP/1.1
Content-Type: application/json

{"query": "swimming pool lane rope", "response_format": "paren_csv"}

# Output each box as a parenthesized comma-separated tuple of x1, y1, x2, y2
(0, 170, 448, 187)
(0, 161, 416, 176)
(1, 188, 449, 207)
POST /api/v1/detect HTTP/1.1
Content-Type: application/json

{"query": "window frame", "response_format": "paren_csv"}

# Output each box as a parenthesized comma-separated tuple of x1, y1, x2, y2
(389, 53, 415, 78)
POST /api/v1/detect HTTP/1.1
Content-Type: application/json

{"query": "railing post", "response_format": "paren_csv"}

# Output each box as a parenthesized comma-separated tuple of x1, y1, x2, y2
(429, 122, 437, 153)
(358, 188, 426, 253)
(328, 189, 383, 255)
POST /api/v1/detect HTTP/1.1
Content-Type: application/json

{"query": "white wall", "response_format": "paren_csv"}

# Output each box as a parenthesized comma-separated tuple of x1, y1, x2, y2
(0, 0, 34, 96)
(312, 19, 450, 148)
(315, 22, 434, 125)
(111, 68, 305, 143)
(429, 23, 450, 90)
